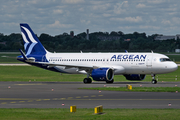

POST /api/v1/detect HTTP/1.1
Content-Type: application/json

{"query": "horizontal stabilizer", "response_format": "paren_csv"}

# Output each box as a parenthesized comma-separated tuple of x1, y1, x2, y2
(19, 49, 28, 60)
(19, 49, 35, 62)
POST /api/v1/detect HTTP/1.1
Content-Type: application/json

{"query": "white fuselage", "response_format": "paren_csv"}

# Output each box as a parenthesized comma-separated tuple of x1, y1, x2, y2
(45, 52, 178, 75)
(18, 23, 178, 83)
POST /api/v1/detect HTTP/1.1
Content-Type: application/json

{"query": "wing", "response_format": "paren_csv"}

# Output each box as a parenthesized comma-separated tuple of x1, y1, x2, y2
(35, 61, 99, 73)
(38, 61, 93, 69)
(37, 61, 125, 74)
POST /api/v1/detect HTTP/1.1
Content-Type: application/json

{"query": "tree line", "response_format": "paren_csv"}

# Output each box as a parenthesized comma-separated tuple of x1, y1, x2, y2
(0, 31, 179, 52)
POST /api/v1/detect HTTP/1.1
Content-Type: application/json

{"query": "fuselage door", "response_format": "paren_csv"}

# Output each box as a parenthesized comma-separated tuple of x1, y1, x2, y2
(146, 55, 152, 68)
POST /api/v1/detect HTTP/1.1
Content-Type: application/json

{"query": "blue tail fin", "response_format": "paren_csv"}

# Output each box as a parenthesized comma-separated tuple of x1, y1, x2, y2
(20, 23, 47, 55)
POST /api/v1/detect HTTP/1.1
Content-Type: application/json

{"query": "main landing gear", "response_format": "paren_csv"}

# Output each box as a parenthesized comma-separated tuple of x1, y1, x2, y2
(106, 79, 114, 84)
(151, 74, 157, 84)
(83, 78, 92, 84)
(83, 73, 92, 84)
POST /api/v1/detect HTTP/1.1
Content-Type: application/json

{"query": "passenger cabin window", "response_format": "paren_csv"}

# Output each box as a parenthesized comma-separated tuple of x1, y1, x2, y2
(160, 58, 171, 62)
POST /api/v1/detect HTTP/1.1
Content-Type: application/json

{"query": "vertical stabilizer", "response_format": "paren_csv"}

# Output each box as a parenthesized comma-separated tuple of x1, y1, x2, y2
(20, 23, 47, 55)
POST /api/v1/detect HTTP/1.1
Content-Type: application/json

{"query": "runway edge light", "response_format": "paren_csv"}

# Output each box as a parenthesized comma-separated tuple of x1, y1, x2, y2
(70, 105, 76, 113)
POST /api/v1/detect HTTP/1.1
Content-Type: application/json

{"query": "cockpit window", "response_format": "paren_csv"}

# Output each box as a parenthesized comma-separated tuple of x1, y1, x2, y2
(160, 58, 171, 62)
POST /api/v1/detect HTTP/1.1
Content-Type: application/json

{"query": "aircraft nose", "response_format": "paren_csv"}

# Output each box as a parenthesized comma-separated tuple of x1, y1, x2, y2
(167, 62, 178, 72)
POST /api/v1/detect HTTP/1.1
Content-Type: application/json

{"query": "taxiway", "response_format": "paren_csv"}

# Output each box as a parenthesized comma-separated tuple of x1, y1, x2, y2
(0, 82, 180, 108)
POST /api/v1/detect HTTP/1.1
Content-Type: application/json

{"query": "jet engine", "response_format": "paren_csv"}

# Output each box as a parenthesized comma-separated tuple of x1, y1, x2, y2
(91, 68, 114, 81)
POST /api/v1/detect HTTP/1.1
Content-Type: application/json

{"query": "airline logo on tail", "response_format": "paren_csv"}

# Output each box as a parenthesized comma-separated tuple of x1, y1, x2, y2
(20, 24, 47, 56)
(21, 26, 38, 55)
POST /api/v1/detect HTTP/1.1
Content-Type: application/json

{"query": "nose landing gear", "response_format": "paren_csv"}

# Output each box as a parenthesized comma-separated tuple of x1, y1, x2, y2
(151, 74, 157, 84)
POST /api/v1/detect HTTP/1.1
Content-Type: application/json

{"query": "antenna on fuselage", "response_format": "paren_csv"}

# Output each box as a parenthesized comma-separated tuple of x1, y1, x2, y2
(80, 50, 83, 53)
(151, 50, 153, 53)
(125, 50, 128, 53)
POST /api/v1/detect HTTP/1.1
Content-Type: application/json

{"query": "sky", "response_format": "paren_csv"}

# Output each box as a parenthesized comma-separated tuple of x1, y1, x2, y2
(0, 0, 180, 36)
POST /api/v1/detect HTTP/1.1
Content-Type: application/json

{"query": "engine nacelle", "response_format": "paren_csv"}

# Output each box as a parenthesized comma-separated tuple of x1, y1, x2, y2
(91, 68, 114, 81)
(123, 74, 146, 80)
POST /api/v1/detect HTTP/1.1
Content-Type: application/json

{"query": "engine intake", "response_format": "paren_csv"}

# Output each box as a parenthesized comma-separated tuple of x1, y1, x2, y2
(91, 68, 114, 81)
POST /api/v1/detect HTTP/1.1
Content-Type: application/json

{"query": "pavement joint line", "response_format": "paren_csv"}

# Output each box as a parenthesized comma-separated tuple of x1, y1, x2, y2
(54, 99, 180, 101)
(1, 102, 7, 104)
(0, 95, 104, 104)
(91, 95, 96, 97)
(52, 98, 58, 100)
(59, 98, 66, 100)
(43, 99, 50, 101)
(10, 102, 16, 104)
(68, 97, 73, 99)
(0, 98, 31, 100)
(1, 97, 180, 105)
(83, 96, 89, 98)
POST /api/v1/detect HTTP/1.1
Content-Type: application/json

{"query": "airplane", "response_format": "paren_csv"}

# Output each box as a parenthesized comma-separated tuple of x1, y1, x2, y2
(17, 23, 178, 84)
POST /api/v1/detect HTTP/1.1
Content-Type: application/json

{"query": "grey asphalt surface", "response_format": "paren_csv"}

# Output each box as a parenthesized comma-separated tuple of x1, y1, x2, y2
(0, 81, 180, 109)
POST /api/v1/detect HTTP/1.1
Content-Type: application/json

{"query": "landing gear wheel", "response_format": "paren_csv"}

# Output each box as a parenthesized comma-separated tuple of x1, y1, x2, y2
(83, 78, 92, 84)
(151, 74, 157, 84)
(83, 78, 88, 83)
(152, 79, 157, 84)
(106, 79, 114, 84)
(88, 78, 92, 83)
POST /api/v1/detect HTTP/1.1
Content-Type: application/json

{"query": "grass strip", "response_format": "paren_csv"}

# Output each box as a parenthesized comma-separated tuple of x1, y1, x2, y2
(0, 108, 179, 120)
(79, 87, 180, 92)
(0, 66, 180, 82)
(0, 54, 21, 63)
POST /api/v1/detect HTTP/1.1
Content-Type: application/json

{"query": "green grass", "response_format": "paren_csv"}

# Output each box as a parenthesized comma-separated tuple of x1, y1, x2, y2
(0, 54, 21, 63)
(167, 54, 180, 63)
(0, 108, 179, 120)
(0, 66, 180, 82)
(79, 87, 180, 92)
(0, 66, 85, 82)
